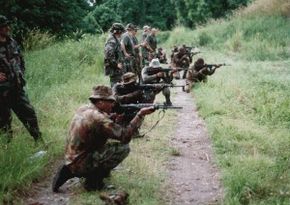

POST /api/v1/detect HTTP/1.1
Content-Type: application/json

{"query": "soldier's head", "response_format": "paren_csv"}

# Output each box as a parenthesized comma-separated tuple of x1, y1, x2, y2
(194, 58, 205, 69)
(109, 23, 125, 37)
(143, 25, 150, 32)
(122, 72, 138, 86)
(178, 46, 186, 55)
(89, 85, 116, 113)
(149, 58, 161, 68)
(126, 23, 138, 35)
(0, 15, 11, 38)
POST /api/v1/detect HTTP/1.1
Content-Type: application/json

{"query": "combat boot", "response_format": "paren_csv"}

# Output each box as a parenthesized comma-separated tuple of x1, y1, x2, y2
(164, 96, 173, 106)
(52, 164, 74, 192)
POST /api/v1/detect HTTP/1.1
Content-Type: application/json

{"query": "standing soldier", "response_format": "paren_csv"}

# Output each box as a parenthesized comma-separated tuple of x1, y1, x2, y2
(52, 85, 155, 192)
(0, 15, 42, 143)
(141, 25, 150, 66)
(104, 23, 125, 87)
(144, 28, 158, 63)
(131, 26, 143, 79)
(121, 23, 136, 73)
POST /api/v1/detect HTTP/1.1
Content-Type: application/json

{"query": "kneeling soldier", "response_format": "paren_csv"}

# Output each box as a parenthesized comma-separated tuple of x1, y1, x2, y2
(52, 85, 155, 192)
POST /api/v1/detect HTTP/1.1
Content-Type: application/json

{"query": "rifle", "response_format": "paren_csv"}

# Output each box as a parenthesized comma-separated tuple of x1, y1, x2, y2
(120, 103, 183, 110)
(204, 63, 230, 69)
(138, 83, 185, 91)
(146, 67, 188, 83)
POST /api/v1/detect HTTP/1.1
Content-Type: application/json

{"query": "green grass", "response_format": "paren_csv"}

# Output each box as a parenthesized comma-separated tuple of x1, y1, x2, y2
(191, 49, 290, 205)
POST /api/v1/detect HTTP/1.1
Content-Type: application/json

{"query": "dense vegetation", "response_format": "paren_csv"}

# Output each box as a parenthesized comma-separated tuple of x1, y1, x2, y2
(1, 0, 251, 42)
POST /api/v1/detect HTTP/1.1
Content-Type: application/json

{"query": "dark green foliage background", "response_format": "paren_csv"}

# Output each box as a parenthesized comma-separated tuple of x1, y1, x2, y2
(0, 0, 250, 42)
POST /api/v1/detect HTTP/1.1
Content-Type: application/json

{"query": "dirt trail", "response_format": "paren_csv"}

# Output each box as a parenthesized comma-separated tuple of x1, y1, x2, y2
(166, 82, 223, 205)
(23, 162, 81, 205)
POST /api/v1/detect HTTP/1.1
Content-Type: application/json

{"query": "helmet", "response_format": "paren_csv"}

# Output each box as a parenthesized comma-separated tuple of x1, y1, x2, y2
(110, 23, 125, 34)
(0, 15, 10, 28)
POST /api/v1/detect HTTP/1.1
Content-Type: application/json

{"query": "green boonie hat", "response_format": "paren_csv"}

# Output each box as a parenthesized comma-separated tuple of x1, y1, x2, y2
(0, 15, 10, 27)
(122, 72, 137, 84)
(89, 85, 116, 102)
(110, 23, 125, 34)
(149, 58, 160, 68)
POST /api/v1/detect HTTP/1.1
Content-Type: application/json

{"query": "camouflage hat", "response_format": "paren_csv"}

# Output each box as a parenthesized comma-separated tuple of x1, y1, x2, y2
(89, 85, 116, 102)
(0, 15, 10, 28)
(122, 72, 137, 85)
(149, 58, 161, 68)
(110, 23, 125, 34)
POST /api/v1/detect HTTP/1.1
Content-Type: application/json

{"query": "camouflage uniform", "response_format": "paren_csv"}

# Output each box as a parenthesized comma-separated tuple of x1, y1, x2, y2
(144, 33, 157, 61)
(104, 32, 124, 87)
(112, 73, 144, 127)
(185, 58, 216, 92)
(0, 34, 41, 141)
(141, 59, 171, 104)
(121, 32, 135, 73)
(172, 47, 190, 79)
(53, 86, 145, 192)
(132, 35, 142, 78)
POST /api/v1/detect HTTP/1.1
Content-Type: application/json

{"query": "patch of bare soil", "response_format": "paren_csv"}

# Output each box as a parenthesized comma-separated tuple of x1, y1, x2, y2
(166, 82, 224, 205)
(22, 161, 81, 205)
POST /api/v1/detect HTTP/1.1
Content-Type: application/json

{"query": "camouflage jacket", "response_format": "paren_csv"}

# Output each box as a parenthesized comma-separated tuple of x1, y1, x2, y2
(112, 82, 143, 104)
(187, 65, 215, 82)
(65, 104, 143, 171)
(141, 66, 163, 84)
(104, 34, 124, 77)
(0, 37, 25, 90)
(121, 32, 135, 56)
(145, 34, 157, 52)
(172, 53, 190, 68)
(132, 36, 140, 56)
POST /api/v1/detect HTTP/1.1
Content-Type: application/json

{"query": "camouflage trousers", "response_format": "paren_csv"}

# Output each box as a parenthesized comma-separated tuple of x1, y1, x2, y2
(73, 142, 130, 176)
(0, 86, 41, 142)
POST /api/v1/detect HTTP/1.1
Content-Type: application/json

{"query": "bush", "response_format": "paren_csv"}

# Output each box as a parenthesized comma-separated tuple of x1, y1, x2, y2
(23, 29, 55, 51)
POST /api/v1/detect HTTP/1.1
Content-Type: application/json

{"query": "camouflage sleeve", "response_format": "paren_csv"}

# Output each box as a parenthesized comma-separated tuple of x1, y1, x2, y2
(100, 112, 144, 143)
(104, 41, 118, 68)
(113, 84, 143, 104)
(17, 43, 25, 74)
(141, 67, 159, 83)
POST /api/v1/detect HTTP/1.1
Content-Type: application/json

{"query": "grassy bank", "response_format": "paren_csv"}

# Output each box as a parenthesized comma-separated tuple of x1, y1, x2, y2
(166, 0, 290, 203)
(0, 35, 107, 203)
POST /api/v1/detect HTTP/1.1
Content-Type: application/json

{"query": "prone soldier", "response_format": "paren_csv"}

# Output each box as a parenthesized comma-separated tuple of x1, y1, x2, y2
(0, 15, 42, 143)
(104, 23, 126, 87)
(52, 85, 155, 192)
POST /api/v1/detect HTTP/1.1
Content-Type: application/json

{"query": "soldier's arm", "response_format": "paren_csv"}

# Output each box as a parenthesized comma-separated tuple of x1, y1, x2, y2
(100, 111, 145, 143)
(104, 42, 118, 68)
(112, 85, 143, 104)
(141, 67, 160, 83)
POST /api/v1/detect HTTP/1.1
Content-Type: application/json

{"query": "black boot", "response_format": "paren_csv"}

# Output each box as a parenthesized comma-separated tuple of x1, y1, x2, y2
(83, 168, 109, 191)
(52, 165, 74, 192)
(164, 96, 173, 106)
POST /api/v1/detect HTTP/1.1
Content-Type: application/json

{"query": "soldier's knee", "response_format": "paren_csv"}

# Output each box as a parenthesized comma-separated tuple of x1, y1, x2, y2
(162, 88, 170, 96)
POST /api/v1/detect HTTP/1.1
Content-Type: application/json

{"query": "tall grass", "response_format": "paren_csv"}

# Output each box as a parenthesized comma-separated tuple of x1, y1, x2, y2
(0, 34, 107, 203)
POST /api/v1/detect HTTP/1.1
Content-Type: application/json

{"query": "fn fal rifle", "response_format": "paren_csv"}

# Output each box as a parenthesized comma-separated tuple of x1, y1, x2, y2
(120, 103, 183, 110)
(137, 83, 185, 91)
(146, 66, 189, 83)
(204, 63, 231, 69)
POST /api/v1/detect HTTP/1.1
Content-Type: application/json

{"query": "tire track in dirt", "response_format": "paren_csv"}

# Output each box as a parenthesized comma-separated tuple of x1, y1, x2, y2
(166, 82, 223, 205)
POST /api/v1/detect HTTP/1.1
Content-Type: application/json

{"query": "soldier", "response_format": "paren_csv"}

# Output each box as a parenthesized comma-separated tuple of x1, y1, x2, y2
(184, 58, 222, 92)
(141, 25, 151, 66)
(121, 23, 136, 73)
(171, 46, 190, 79)
(144, 28, 158, 63)
(104, 23, 126, 87)
(141, 58, 175, 105)
(0, 15, 42, 143)
(131, 27, 143, 79)
(52, 85, 155, 192)
(156, 48, 167, 64)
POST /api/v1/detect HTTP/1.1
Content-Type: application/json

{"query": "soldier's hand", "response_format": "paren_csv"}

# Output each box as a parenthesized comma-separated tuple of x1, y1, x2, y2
(0, 72, 7, 82)
(139, 106, 155, 116)
(117, 63, 123, 69)
(156, 72, 165, 78)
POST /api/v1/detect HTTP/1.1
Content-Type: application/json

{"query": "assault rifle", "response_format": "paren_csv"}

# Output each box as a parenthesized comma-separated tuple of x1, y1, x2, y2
(204, 63, 230, 69)
(146, 66, 188, 83)
(138, 83, 185, 91)
(120, 103, 183, 110)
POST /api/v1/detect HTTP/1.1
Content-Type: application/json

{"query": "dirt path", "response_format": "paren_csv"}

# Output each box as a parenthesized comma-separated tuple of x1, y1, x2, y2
(23, 161, 81, 205)
(166, 82, 224, 205)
